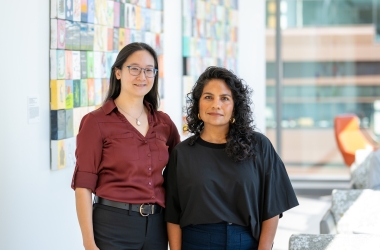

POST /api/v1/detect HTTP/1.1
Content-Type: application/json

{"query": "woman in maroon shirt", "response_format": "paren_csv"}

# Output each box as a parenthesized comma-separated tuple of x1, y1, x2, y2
(71, 42, 180, 250)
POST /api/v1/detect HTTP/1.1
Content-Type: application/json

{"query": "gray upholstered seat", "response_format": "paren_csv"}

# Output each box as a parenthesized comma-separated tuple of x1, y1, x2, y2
(320, 189, 380, 234)
(351, 149, 380, 190)
(289, 234, 380, 250)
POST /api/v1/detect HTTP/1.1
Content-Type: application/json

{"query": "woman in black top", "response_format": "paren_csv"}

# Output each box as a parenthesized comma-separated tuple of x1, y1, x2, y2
(165, 67, 298, 250)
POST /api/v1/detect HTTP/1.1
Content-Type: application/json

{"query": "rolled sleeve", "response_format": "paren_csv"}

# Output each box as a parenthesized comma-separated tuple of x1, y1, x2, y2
(71, 113, 102, 192)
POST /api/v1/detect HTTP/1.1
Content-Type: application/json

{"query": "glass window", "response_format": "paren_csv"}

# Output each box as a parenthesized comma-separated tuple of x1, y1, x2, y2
(266, 0, 380, 176)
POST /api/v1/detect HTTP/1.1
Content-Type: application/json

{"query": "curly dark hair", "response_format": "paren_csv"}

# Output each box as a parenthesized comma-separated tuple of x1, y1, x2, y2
(186, 66, 258, 162)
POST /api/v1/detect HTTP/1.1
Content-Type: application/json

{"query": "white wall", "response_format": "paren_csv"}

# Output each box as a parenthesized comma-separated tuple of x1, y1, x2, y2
(0, 0, 265, 249)
(238, 0, 266, 133)
(163, 0, 183, 130)
(0, 1, 82, 249)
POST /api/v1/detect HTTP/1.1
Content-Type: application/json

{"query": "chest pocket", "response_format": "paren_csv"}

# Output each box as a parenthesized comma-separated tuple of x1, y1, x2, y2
(155, 133, 169, 162)
(109, 132, 140, 161)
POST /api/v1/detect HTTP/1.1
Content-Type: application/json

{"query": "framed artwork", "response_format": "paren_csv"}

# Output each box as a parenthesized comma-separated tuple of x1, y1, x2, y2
(50, 0, 165, 170)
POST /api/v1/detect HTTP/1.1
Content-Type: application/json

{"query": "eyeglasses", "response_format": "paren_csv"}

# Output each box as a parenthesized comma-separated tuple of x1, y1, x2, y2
(126, 66, 158, 78)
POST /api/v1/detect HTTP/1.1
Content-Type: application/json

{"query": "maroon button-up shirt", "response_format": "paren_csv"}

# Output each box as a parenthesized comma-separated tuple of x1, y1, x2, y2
(71, 99, 180, 207)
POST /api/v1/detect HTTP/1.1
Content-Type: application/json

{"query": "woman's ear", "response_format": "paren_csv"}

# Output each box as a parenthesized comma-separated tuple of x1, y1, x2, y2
(115, 67, 121, 80)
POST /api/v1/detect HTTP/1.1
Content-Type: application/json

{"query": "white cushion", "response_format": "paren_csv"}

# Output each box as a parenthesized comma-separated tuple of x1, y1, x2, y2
(331, 189, 380, 233)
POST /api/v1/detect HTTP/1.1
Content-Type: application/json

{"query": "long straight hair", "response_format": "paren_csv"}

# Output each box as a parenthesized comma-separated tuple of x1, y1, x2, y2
(104, 42, 160, 110)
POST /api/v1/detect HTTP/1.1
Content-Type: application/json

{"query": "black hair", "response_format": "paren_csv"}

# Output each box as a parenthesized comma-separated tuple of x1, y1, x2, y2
(104, 42, 159, 110)
(186, 66, 257, 162)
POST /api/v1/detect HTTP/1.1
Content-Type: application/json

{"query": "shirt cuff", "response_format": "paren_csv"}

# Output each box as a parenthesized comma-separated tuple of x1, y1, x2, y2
(71, 170, 98, 193)
(165, 213, 180, 224)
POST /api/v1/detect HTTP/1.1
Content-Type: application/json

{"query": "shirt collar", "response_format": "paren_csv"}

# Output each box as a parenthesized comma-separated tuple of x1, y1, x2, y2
(144, 100, 154, 113)
(102, 99, 117, 115)
(102, 99, 154, 115)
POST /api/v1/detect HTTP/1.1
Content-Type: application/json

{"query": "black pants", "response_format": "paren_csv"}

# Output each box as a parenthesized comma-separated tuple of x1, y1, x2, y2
(93, 203, 168, 250)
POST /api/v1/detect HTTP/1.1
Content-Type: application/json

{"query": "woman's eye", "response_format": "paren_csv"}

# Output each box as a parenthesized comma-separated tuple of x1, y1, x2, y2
(222, 97, 229, 101)
(204, 96, 211, 99)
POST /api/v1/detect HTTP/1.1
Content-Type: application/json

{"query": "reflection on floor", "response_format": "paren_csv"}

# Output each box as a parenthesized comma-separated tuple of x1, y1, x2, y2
(273, 195, 332, 250)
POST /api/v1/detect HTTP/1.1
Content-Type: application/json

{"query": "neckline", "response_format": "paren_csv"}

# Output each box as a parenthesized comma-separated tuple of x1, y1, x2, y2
(196, 137, 226, 149)
(114, 103, 152, 139)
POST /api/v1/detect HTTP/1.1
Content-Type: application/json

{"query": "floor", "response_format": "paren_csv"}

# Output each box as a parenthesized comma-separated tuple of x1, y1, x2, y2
(272, 195, 332, 250)
(270, 167, 349, 249)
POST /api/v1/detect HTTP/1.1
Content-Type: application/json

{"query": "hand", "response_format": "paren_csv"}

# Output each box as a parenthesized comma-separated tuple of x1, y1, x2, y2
(85, 247, 99, 250)
(84, 245, 99, 250)
(258, 245, 273, 250)
(84, 241, 100, 250)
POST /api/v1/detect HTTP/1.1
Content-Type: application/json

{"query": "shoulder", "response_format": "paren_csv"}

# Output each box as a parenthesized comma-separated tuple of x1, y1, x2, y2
(81, 110, 99, 123)
(172, 137, 192, 152)
(79, 106, 117, 133)
(251, 132, 282, 169)
(80, 107, 105, 125)
(90, 107, 105, 118)
(154, 110, 173, 123)
(252, 131, 273, 148)
(251, 132, 278, 161)
(85, 103, 118, 123)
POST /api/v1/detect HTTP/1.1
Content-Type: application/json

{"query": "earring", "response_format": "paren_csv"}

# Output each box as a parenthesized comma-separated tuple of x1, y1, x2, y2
(230, 118, 235, 124)
(198, 113, 202, 120)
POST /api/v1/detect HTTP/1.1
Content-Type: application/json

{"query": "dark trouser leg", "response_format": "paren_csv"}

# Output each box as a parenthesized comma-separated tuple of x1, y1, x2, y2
(141, 212, 168, 250)
(93, 204, 147, 250)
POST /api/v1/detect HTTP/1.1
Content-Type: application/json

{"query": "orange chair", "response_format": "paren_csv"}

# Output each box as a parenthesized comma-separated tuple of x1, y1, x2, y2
(334, 114, 375, 167)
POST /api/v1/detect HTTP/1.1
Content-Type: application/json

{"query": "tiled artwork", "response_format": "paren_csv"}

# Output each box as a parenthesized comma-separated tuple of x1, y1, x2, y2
(50, 0, 164, 170)
(181, 0, 239, 133)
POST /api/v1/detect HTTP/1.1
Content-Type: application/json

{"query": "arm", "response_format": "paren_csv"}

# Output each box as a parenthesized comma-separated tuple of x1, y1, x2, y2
(75, 188, 99, 250)
(71, 114, 102, 249)
(258, 135, 298, 249)
(258, 215, 279, 250)
(167, 116, 181, 154)
(167, 222, 182, 250)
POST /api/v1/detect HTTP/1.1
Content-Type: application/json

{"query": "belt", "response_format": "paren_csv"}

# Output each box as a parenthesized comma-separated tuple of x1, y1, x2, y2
(93, 196, 163, 216)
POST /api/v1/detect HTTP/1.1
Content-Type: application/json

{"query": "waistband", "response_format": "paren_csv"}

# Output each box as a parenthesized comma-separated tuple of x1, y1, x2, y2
(93, 196, 163, 216)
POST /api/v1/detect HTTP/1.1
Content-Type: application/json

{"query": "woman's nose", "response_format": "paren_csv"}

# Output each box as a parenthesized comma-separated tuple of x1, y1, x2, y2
(137, 69, 147, 80)
(212, 99, 221, 109)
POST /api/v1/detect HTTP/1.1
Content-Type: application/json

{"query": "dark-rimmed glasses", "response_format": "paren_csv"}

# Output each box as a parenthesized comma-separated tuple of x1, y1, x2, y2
(126, 66, 158, 78)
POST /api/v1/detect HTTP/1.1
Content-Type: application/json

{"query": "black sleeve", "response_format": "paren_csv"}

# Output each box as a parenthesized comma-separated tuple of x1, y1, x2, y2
(261, 135, 299, 220)
(164, 148, 181, 224)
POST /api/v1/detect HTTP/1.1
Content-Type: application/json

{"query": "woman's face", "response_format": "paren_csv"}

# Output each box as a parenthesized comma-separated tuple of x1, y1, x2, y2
(115, 50, 155, 98)
(199, 79, 234, 129)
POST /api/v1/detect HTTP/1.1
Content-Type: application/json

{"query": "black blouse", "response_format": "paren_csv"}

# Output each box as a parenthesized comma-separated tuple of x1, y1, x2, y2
(164, 132, 298, 241)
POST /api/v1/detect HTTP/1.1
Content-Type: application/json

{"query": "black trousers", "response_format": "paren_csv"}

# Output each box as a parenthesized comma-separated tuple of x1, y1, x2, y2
(93, 203, 168, 250)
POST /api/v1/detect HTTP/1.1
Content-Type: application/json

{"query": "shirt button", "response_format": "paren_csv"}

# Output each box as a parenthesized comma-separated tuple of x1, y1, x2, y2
(152, 196, 155, 199)
(147, 153, 151, 157)
(148, 167, 151, 171)
(144, 140, 147, 144)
